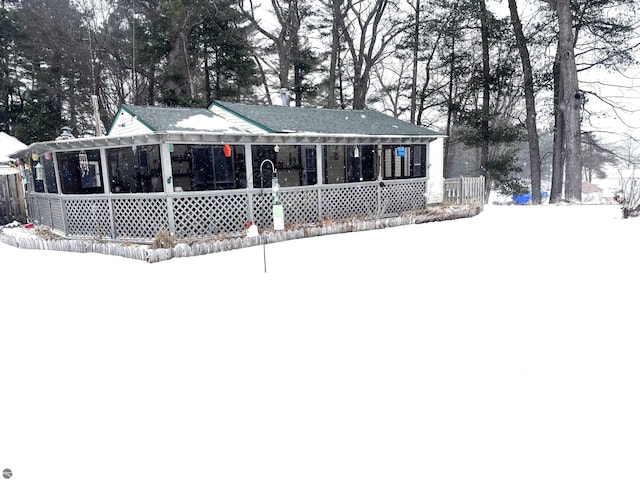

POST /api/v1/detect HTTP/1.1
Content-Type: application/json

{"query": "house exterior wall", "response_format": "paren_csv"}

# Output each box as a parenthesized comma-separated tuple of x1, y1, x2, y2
(427, 137, 445, 204)
(208, 105, 269, 135)
(108, 110, 153, 136)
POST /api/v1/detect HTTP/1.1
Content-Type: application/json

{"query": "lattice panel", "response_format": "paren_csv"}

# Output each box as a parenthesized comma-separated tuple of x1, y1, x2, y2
(380, 181, 426, 216)
(251, 192, 275, 229)
(172, 194, 248, 238)
(24, 178, 436, 241)
(321, 184, 378, 220)
(280, 189, 319, 226)
(51, 199, 65, 232)
(37, 197, 52, 226)
(65, 199, 112, 237)
(26, 196, 37, 222)
(112, 197, 169, 240)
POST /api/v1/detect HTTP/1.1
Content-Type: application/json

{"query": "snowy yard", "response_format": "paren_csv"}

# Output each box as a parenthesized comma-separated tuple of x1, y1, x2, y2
(1, 203, 639, 480)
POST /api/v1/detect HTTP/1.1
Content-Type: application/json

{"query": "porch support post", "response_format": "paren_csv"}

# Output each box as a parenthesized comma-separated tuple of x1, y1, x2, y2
(315, 143, 323, 221)
(245, 144, 255, 222)
(159, 143, 176, 236)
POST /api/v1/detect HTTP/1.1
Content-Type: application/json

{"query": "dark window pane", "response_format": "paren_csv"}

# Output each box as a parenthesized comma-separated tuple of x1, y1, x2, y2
(108, 145, 162, 193)
(58, 150, 104, 194)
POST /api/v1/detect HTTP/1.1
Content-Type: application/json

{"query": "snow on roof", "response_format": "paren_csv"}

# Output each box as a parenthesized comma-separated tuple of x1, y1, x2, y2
(582, 181, 603, 193)
(174, 114, 252, 133)
(0, 132, 27, 163)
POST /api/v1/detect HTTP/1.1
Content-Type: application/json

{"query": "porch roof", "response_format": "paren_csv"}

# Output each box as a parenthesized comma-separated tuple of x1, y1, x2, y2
(11, 102, 444, 159)
(211, 101, 443, 137)
(11, 131, 440, 160)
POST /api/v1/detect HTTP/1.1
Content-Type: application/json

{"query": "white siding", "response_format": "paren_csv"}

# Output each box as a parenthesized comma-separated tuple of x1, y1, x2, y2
(108, 110, 154, 136)
(208, 105, 269, 135)
(427, 137, 444, 203)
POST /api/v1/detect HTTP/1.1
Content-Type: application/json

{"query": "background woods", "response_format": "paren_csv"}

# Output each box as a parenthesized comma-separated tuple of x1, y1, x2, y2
(1, 0, 638, 202)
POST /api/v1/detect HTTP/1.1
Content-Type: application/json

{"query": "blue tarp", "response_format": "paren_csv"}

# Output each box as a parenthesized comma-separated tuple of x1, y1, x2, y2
(513, 194, 531, 205)
(512, 192, 549, 205)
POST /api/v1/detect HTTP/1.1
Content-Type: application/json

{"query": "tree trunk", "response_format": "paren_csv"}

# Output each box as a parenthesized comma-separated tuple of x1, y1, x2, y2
(443, 35, 456, 178)
(550, 54, 564, 203)
(478, 0, 490, 185)
(327, 0, 342, 109)
(508, 0, 542, 204)
(410, 0, 420, 124)
(556, 0, 582, 202)
(342, 0, 397, 110)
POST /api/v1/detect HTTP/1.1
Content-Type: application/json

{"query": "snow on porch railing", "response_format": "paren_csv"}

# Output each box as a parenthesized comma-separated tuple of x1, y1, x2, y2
(443, 176, 485, 205)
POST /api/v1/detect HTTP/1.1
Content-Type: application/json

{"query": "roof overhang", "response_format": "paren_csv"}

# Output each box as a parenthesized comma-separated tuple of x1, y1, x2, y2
(10, 131, 445, 159)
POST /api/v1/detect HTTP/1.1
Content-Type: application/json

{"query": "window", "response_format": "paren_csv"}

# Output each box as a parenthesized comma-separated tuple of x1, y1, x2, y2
(382, 145, 426, 179)
(170, 144, 245, 191)
(301, 145, 317, 185)
(58, 150, 104, 194)
(252, 145, 278, 188)
(323, 145, 345, 184)
(324, 145, 377, 184)
(30, 158, 44, 193)
(43, 154, 58, 193)
(108, 145, 162, 193)
(251, 144, 318, 188)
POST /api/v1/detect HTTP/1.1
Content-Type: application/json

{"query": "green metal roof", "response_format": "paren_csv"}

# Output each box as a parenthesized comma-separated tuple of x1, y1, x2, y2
(211, 101, 443, 137)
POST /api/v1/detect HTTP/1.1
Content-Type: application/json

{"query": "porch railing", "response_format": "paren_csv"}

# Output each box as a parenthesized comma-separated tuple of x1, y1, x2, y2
(25, 176, 485, 241)
(25, 178, 428, 241)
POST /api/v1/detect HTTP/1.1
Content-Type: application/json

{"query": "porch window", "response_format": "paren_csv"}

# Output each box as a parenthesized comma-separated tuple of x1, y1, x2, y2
(30, 158, 44, 193)
(382, 145, 426, 179)
(58, 149, 105, 194)
(107, 145, 163, 193)
(251, 144, 317, 188)
(43, 154, 58, 193)
(169, 144, 245, 191)
(323, 145, 377, 184)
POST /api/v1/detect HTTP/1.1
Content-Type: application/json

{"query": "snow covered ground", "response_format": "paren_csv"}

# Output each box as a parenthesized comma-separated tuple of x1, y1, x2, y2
(1, 203, 639, 480)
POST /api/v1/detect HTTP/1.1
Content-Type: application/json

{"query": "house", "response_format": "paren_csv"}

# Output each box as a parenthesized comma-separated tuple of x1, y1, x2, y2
(581, 181, 603, 204)
(12, 102, 447, 241)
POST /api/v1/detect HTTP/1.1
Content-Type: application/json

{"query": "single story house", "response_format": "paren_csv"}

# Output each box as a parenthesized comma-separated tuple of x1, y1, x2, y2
(581, 181, 603, 204)
(13, 101, 446, 241)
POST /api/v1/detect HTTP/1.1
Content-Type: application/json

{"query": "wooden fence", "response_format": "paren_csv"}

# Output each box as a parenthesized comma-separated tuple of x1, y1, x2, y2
(443, 176, 485, 205)
(0, 173, 26, 224)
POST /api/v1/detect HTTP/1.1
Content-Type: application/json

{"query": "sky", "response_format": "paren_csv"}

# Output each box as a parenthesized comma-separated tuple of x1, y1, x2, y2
(2, 203, 640, 480)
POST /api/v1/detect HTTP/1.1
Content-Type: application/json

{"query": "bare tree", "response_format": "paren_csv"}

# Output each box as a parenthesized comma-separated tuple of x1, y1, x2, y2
(238, 0, 302, 103)
(340, 0, 406, 110)
(324, 0, 349, 108)
(545, 0, 582, 203)
(409, 0, 420, 123)
(508, 0, 542, 204)
(478, 0, 490, 187)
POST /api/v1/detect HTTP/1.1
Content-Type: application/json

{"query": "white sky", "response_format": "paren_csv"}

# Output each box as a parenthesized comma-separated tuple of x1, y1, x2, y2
(2, 203, 640, 480)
